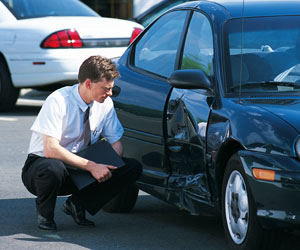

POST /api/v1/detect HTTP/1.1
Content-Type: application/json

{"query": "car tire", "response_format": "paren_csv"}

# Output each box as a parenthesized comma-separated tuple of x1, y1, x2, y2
(103, 183, 139, 213)
(0, 58, 20, 111)
(221, 153, 278, 250)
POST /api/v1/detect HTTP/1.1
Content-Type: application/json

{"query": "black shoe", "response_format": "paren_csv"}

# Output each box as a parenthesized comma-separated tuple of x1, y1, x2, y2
(62, 198, 95, 227)
(37, 212, 57, 231)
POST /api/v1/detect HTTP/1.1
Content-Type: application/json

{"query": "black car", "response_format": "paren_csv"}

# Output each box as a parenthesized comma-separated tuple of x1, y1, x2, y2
(104, 0, 300, 249)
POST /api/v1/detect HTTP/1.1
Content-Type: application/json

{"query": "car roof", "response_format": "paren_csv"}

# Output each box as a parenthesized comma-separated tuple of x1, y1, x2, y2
(174, 0, 300, 19)
(133, 0, 191, 25)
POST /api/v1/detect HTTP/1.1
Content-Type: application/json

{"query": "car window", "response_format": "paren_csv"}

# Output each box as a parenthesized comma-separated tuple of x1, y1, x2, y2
(224, 16, 300, 94)
(134, 10, 188, 78)
(180, 11, 213, 76)
(0, 0, 99, 19)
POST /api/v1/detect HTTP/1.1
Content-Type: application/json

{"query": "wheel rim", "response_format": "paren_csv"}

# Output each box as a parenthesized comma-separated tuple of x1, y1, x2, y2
(225, 170, 249, 245)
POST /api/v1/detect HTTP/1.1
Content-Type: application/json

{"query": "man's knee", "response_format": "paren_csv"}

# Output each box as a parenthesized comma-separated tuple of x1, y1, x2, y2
(37, 158, 68, 184)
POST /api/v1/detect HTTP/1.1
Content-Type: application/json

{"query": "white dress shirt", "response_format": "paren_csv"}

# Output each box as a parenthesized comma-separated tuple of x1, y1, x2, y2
(28, 84, 123, 156)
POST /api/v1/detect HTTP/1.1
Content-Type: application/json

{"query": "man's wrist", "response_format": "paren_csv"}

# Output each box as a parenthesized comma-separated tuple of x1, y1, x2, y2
(85, 160, 96, 172)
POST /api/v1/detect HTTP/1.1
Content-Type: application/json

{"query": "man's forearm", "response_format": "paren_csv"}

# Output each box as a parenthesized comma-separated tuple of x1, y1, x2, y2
(111, 140, 123, 156)
(43, 134, 93, 171)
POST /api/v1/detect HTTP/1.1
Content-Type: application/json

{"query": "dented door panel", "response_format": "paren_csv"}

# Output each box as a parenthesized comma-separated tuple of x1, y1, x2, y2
(166, 88, 213, 204)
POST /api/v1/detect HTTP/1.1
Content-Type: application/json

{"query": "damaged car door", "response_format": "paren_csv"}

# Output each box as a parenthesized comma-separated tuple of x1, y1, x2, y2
(165, 11, 215, 210)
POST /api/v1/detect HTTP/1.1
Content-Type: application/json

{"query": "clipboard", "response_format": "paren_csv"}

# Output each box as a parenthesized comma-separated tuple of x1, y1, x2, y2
(68, 140, 125, 190)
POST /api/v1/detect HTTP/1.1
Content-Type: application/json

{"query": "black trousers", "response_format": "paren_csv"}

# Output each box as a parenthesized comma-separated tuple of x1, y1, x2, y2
(21, 154, 142, 220)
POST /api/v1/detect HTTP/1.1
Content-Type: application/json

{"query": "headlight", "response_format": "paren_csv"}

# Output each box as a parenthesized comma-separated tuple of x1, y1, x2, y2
(295, 137, 300, 159)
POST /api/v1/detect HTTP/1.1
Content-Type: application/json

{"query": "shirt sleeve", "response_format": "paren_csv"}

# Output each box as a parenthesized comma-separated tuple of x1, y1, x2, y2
(101, 103, 124, 144)
(31, 93, 65, 141)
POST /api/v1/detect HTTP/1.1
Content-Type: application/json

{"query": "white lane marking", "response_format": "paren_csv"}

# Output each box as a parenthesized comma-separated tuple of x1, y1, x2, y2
(0, 117, 18, 122)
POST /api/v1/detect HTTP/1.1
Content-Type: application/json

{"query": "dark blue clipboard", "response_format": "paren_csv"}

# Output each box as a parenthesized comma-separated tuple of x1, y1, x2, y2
(68, 140, 125, 190)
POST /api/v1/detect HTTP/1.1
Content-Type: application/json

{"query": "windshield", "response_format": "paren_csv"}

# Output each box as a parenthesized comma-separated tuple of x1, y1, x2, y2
(0, 0, 99, 19)
(224, 16, 300, 94)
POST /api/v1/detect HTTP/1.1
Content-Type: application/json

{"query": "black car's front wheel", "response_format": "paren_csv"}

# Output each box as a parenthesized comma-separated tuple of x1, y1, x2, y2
(221, 153, 277, 250)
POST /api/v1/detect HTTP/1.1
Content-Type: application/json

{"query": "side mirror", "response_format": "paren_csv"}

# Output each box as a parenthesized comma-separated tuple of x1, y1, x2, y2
(112, 85, 121, 97)
(168, 69, 214, 92)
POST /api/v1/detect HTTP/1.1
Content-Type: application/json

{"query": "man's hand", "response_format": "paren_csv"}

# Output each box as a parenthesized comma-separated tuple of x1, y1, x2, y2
(88, 162, 117, 183)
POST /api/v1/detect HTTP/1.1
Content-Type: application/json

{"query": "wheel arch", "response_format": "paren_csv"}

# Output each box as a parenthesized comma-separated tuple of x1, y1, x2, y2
(214, 139, 245, 208)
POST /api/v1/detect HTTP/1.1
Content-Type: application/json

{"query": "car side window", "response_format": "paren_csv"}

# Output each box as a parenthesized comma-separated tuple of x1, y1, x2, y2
(134, 11, 188, 78)
(180, 11, 213, 76)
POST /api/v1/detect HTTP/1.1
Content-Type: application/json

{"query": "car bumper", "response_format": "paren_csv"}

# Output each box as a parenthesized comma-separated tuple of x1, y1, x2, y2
(239, 150, 300, 229)
(6, 47, 127, 88)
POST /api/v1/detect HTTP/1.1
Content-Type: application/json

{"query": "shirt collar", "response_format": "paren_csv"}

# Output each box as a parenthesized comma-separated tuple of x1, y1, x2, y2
(72, 83, 93, 112)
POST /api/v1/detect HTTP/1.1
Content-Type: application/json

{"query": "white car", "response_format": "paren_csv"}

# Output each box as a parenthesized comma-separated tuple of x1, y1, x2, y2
(0, 0, 143, 111)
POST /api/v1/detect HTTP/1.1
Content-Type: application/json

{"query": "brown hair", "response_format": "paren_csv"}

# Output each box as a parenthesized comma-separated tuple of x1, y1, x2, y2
(78, 55, 120, 83)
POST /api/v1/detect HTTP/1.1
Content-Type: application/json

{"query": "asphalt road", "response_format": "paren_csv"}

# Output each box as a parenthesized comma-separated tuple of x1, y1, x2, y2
(1, 89, 300, 250)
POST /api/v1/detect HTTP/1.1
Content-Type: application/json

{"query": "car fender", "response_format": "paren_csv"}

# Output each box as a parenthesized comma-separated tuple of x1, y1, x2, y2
(208, 99, 299, 157)
(206, 98, 300, 205)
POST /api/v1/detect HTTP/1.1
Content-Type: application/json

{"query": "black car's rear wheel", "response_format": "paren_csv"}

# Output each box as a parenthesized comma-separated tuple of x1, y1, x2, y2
(221, 153, 278, 250)
(103, 183, 139, 213)
(0, 58, 20, 112)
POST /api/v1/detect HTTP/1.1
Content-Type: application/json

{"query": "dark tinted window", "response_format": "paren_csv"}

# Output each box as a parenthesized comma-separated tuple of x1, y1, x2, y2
(1, 0, 99, 19)
(181, 11, 213, 76)
(134, 10, 187, 78)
